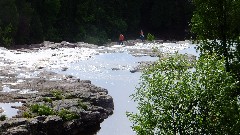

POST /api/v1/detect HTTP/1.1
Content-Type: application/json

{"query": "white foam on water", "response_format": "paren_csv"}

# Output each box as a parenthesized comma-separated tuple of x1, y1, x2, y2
(0, 47, 98, 71)
(0, 41, 194, 72)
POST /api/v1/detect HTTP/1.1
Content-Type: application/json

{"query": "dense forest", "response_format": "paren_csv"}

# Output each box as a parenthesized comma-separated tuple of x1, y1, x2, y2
(0, 0, 193, 46)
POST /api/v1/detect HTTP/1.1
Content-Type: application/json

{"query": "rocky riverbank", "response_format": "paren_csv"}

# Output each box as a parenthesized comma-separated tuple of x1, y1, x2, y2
(0, 70, 114, 135)
(0, 41, 113, 135)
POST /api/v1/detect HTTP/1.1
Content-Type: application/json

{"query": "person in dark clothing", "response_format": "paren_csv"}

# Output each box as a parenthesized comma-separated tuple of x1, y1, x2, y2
(139, 30, 145, 42)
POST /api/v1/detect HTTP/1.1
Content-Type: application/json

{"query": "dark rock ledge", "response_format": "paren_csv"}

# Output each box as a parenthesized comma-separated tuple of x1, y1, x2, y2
(0, 70, 114, 135)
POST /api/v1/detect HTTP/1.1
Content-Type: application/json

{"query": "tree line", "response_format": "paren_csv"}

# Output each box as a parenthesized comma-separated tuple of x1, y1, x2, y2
(0, 0, 193, 46)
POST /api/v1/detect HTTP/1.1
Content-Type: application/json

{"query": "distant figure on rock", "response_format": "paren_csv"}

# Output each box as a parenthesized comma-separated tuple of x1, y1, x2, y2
(139, 30, 145, 42)
(119, 34, 124, 45)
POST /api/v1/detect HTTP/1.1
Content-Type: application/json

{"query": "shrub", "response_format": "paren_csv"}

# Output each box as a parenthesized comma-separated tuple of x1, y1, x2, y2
(29, 103, 80, 121)
(0, 24, 14, 46)
(127, 53, 240, 135)
(0, 115, 6, 121)
(78, 100, 88, 110)
(84, 35, 107, 46)
(51, 90, 64, 100)
(30, 104, 54, 116)
(58, 109, 79, 121)
(23, 111, 33, 118)
(30, 104, 40, 113)
(43, 97, 53, 103)
(147, 33, 155, 41)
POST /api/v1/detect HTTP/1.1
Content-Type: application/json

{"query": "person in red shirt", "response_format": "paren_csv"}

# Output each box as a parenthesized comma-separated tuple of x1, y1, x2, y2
(119, 34, 124, 45)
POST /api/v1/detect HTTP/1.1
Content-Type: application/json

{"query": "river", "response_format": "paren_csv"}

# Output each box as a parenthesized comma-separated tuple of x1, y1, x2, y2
(52, 52, 157, 135)
(52, 44, 198, 135)
(0, 41, 198, 135)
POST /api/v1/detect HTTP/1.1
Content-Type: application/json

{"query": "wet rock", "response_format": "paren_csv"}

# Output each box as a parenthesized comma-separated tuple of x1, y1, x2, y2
(111, 68, 120, 71)
(61, 67, 68, 71)
(0, 118, 28, 130)
(37, 66, 44, 69)
(80, 80, 91, 84)
(130, 61, 155, 73)
(0, 107, 3, 113)
(130, 54, 197, 73)
(130, 69, 138, 73)
(2, 125, 28, 135)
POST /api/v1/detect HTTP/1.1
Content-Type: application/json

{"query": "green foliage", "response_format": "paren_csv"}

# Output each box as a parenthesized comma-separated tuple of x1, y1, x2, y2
(147, 33, 155, 41)
(78, 100, 88, 110)
(84, 36, 105, 46)
(30, 104, 54, 116)
(58, 109, 79, 121)
(83, 26, 108, 45)
(0, 0, 19, 46)
(29, 11, 44, 43)
(22, 111, 33, 118)
(51, 90, 64, 100)
(28, 103, 81, 121)
(30, 104, 39, 113)
(142, 0, 193, 39)
(0, 0, 193, 46)
(15, 0, 33, 44)
(152, 47, 159, 53)
(191, 0, 240, 72)
(0, 24, 14, 46)
(41, 0, 60, 40)
(0, 115, 6, 121)
(127, 53, 240, 135)
(43, 97, 53, 103)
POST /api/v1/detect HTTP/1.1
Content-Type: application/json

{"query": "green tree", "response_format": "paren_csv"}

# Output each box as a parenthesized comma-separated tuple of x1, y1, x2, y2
(191, 0, 240, 73)
(125, 0, 142, 36)
(42, 0, 61, 41)
(15, 0, 33, 44)
(140, 0, 193, 39)
(0, 24, 14, 46)
(0, 0, 195, 46)
(57, 0, 81, 42)
(127, 53, 240, 134)
(0, 0, 19, 46)
(29, 11, 44, 43)
(30, 0, 60, 41)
